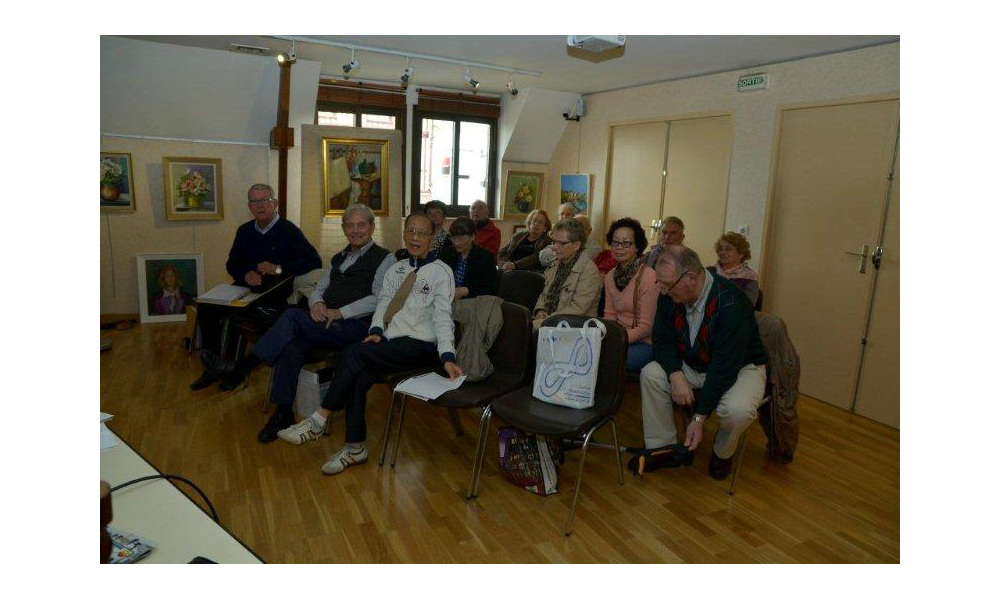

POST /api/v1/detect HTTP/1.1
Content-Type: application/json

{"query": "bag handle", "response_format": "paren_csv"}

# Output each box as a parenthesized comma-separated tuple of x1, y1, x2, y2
(631, 263, 646, 329)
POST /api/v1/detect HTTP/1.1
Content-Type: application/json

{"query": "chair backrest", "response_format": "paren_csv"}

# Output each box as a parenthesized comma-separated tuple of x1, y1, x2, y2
(487, 302, 533, 386)
(754, 287, 764, 312)
(540, 315, 629, 415)
(497, 269, 546, 312)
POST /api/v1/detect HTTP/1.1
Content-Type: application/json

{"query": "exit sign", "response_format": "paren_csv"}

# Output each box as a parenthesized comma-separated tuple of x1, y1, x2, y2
(737, 73, 769, 92)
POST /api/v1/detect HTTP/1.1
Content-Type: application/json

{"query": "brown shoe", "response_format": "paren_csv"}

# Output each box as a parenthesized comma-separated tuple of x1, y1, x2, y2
(708, 451, 732, 480)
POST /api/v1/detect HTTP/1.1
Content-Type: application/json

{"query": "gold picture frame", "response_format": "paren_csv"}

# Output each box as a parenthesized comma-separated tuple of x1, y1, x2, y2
(322, 137, 390, 216)
(100, 151, 137, 213)
(162, 156, 224, 221)
(502, 170, 544, 220)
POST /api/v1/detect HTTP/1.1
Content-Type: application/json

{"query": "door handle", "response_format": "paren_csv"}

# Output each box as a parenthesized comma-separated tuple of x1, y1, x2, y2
(845, 244, 870, 274)
(871, 246, 883, 270)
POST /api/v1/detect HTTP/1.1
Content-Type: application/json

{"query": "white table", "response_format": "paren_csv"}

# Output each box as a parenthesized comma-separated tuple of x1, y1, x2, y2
(100, 429, 263, 564)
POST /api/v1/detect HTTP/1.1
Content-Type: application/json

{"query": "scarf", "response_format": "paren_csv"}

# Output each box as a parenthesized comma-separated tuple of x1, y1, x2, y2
(613, 257, 643, 292)
(543, 249, 583, 315)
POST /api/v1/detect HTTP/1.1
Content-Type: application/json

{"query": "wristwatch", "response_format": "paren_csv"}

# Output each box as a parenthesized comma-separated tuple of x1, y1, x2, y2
(275, 265, 282, 275)
(692, 414, 707, 425)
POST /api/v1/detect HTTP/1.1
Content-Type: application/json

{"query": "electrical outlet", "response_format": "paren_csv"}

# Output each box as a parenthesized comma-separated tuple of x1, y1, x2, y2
(738, 224, 749, 237)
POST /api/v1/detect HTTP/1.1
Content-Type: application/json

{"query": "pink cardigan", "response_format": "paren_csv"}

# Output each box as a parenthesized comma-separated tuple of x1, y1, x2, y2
(602, 265, 659, 345)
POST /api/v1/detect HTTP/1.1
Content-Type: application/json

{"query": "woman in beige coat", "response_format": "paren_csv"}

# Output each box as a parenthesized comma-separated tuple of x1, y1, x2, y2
(531, 218, 602, 330)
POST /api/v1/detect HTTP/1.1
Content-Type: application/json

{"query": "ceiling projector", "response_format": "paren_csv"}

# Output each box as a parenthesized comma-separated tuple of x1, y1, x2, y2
(567, 36, 626, 53)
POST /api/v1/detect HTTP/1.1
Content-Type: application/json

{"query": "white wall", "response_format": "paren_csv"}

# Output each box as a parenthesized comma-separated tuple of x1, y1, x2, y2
(544, 42, 900, 271)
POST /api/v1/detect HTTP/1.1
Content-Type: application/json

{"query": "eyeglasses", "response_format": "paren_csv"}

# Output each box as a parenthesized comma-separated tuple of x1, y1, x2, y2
(405, 228, 431, 239)
(664, 271, 691, 293)
(551, 239, 575, 247)
(610, 240, 634, 249)
(248, 198, 275, 205)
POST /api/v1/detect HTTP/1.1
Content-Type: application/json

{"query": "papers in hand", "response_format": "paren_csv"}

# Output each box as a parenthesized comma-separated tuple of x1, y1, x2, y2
(394, 372, 467, 401)
(198, 284, 251, 305)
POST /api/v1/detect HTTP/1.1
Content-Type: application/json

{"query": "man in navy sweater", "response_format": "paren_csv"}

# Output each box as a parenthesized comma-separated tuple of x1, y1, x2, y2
(190, 183, 321, 391)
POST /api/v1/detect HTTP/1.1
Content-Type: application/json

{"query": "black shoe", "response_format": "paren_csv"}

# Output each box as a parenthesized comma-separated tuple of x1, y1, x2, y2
(626, 444, 692, 476)
(258, 407, 296, 443)
(190, 370, 219, 391)
(200, 350, 236, 379)
(218, 372, 248, 392)
(708, 451, 733, 480)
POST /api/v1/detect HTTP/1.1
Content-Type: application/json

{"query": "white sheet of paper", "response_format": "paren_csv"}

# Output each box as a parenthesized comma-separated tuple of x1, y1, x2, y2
(101, 423, 118, 452)
(100, 412, 114, 423)
(198, 284, 251, 304)
(394, 373, 467, 401)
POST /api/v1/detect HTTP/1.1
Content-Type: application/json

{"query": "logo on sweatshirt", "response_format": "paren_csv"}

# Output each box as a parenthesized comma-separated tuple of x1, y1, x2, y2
(415, 279, 430, 295)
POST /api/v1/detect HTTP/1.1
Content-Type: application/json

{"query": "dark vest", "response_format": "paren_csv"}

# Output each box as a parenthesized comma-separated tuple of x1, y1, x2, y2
(321, 243, 391, 310)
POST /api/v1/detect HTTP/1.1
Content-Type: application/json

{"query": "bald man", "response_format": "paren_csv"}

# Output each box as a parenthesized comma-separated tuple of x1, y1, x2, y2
(469, 200, 501, 257)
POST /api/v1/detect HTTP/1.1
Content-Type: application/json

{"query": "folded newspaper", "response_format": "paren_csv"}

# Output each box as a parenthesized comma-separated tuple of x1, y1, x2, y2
(107, 527, 156, 564)
(393, 373, 466, 401)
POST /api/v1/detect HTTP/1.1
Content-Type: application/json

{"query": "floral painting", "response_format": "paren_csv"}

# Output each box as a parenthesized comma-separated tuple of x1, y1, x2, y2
(560, 173, 591, 217)
(136, 253, 204, 323)
(323, 138, 389, 216)
(101, 152, 136, 212)
(162, 157, 224, 221)
(502, 171, 544, 219)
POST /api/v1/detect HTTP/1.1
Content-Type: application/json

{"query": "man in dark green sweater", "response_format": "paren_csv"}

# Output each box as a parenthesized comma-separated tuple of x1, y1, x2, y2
(639, 244, 768, 479)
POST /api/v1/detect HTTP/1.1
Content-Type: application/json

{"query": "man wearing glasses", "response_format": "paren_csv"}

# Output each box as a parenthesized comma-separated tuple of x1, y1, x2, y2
(637, 244, 768, 479)
(190, 183, 322, 391)
(276, 211, 463, 475)
(644, 216, 686, 268)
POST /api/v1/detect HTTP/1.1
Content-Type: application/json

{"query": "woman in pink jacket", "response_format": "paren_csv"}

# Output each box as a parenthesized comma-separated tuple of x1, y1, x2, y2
(602, 217, 659, 371)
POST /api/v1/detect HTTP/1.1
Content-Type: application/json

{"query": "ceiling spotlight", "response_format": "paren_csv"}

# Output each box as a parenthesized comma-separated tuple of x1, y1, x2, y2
(400, 66, 415, 89)
(343, 49, 360, 78)
(464, 68, 480, 93)
(277, 40, 297, 65)
(506, 80, 519, 97)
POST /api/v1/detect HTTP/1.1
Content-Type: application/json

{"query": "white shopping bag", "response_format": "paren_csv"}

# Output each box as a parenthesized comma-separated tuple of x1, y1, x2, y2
(532, 318, 606, 409)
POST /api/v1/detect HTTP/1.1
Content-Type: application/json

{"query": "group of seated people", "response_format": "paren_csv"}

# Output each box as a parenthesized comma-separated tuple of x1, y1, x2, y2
(192, 183, 766, 482)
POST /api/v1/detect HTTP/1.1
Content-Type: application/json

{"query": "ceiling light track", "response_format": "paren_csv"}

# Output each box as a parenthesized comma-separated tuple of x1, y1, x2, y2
(266, 35, 542, 78)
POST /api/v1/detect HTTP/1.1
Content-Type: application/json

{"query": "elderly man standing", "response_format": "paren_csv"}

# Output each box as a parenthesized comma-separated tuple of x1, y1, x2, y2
(190, 183, 321, 391)
(637, 245, 768, 479)
(644, 216, 686, 268)
(201, 203, 395, 442)
(469, 200, 501, 257)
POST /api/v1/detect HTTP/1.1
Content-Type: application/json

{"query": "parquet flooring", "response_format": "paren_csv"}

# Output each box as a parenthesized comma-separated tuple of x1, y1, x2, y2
(99, 322, 900, 563)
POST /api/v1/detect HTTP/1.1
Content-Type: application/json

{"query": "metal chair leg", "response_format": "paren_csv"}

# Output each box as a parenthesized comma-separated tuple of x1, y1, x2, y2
(467, 405, 493, 499)
(378, 392, 398, 466)
(262, 368, 275, 413)
(389, 395, 408, 467)
(727, 429, 750, 496)
(564, 424, 598, 536)
(609, 418, 624, 486)
(447, 408, 464, 437)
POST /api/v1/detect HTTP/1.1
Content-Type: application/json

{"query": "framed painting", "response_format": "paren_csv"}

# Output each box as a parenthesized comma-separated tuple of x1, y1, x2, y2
(560, 173, 591, 217)
(101, 152, 136, 212)
(162, 157, 224, 221)
(323, 137, 389, 216)
(502, 170, 544, 219)
(136, 253, 204, 323)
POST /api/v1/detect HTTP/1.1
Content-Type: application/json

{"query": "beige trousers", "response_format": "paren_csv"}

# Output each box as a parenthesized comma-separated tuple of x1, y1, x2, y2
(639, 361, 766, 458)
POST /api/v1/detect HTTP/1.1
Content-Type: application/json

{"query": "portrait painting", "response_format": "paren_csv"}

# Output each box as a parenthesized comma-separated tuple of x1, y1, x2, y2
(162, 157, 224, 221)
(136, 253, 204, 323)
(101, 152, 136, 212)
(323, 138, 389, 216)
(560, 173, 591, 217)
(502, 171, 544, 219)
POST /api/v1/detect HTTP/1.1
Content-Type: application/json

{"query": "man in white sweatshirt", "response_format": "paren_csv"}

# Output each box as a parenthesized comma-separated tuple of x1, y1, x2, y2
(277, 212, 464, 475)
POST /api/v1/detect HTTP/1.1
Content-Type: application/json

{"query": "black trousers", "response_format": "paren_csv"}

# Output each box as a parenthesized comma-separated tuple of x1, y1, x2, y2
(195, 278, 293, 356)
(321, 337, 438, 443)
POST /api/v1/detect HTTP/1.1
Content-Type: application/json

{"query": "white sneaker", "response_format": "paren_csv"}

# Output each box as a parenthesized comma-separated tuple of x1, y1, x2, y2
(321, 444, 368, 475)
(277, 417, 325, 445)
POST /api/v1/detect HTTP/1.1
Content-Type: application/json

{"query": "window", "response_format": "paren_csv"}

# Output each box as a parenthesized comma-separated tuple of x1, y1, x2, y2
(317, 111, 355, 127)
(411, 112, 497, 217)
(316, 102, 403, 130)
(360, 113, 397, 129)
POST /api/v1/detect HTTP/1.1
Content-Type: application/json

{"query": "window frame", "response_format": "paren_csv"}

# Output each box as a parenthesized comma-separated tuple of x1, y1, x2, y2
(410, 110, 498, 218)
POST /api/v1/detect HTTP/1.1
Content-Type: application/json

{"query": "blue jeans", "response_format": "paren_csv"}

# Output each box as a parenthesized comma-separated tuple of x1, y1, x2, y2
(625, 342, 654, 372)
(251, 308, 370, 406)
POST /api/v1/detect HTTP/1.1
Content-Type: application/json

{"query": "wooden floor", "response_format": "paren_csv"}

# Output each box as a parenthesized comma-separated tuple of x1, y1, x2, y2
(100, 322, 900, 563)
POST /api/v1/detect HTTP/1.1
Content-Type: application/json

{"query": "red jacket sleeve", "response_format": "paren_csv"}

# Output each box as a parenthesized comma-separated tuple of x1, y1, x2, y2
(478, 222, 501, 257)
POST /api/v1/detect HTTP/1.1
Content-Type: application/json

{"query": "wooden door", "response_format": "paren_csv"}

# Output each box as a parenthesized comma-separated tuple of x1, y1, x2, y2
(854, 147, 900, 427)
(605, 122, 668, 237)
(661, 115, 734, 262)
(763, 99, 899, 413)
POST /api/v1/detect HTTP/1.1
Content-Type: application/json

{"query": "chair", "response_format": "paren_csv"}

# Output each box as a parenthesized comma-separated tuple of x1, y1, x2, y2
(469, 315, 629, 536)
(379, 303, 533, 492)
(497, 269, 546, 312)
